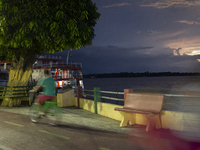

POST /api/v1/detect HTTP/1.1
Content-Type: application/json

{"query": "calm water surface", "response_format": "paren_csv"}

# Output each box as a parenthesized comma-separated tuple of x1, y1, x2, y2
(83, 76, 200, 112)
(83, 76, 200, 94)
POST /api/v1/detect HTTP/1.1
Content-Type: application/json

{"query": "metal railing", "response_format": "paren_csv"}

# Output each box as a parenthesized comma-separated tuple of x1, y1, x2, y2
(98, 90, 124, 101)
(52, 63, 82, 68)
(164, 94, 200, 98)
(82, 89, 94, 97)
(76, 87, 124, 103)
(33, 61, 82, 69)
(76, 87, 200, 114)
(77, 88, 200, 101)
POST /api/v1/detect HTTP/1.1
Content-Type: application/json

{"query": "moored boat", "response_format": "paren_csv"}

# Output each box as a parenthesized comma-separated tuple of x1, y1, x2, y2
(0, 54, 86, 97)
(32, 54, 85, 89)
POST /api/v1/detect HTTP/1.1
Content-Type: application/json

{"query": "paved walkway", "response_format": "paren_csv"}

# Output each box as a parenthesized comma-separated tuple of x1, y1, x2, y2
(0, 106, 143, 136)
(1, 105, 200, 150)
(0, 109, 140, 150)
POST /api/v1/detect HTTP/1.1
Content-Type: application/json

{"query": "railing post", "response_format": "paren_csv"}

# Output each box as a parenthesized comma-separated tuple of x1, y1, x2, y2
(116, 88, 118, 104)
(77, 86, 82, 108)
(94, 87, 101, 114)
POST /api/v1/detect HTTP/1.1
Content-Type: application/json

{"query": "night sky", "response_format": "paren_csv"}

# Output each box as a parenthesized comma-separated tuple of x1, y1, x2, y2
(55, 0, 200, 74)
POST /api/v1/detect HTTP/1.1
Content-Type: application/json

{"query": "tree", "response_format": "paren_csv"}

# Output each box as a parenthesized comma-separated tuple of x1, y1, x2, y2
(0, 0, 100, 106)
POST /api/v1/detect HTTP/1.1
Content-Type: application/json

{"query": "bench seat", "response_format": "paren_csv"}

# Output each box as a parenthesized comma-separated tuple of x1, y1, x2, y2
(115, 92, 164, 131)
(114, 107, 150, 115)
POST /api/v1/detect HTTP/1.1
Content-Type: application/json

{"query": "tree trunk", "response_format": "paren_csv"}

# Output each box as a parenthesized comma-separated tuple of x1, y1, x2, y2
(1, 53, 36, 107)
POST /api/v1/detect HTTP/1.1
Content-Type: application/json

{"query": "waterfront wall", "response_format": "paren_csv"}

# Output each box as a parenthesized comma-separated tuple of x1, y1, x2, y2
(72, 97, 187, 131)
(57, 88, 192, 131)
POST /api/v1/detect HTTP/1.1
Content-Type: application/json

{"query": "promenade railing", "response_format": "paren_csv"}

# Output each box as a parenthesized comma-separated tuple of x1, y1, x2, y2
(76, 87, 200, 114)
(76, 87, 124, 114)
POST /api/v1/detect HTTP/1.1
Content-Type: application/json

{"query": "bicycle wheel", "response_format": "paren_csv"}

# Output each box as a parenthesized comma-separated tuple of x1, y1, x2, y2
(29, 103, 40, 123)
(46, 106, 59, 126)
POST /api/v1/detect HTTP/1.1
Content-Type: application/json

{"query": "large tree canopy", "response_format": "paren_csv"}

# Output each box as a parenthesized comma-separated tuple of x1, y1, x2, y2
(0, 0, 100, 107)
(0, 0, 100, 64)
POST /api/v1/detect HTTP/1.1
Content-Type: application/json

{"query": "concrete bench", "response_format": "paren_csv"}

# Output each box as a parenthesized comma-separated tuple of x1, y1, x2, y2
(114, 93, 164, 131)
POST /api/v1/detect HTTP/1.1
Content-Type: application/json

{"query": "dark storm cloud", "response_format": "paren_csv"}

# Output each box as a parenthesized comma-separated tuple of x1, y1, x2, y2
(71, 45, 154, 59)
(53, 45, 200, 74)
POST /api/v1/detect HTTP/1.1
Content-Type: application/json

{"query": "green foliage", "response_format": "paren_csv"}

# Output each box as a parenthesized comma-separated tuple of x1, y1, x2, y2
(0, 0, 100, 61)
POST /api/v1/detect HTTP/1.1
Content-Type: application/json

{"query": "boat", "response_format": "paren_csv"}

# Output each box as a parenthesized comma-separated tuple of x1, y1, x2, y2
(0, 54, 86, 97)
(32, 54, 84, 88)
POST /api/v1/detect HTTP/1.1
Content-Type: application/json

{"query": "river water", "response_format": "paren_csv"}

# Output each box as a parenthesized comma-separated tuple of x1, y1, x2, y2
(83, 76, 200, 112)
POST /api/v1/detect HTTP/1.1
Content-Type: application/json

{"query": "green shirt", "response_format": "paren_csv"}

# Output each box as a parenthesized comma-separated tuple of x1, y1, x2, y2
(37, 76, 56, 96)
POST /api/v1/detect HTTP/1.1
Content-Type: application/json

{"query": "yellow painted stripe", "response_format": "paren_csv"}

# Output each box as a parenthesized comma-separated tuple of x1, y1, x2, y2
(4, 121, 24, 127)
(38, 130, 70, 140)
(98, 147, 111, 150)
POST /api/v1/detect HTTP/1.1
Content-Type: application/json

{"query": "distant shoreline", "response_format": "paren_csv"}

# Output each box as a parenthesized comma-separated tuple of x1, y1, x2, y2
(83, 72, 200, 78)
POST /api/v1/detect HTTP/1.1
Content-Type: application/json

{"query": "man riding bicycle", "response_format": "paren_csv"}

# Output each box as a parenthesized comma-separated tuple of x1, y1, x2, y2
(31, 69, 56, 115)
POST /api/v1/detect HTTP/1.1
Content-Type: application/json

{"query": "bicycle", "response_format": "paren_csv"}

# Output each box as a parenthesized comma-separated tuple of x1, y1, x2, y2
(29, 93, 62, 126)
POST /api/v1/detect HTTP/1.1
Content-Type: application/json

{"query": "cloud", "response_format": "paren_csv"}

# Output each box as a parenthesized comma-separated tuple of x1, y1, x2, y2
(185, 50, 200, 55)
(140, 0, 200, 9)
(164, 35, 200, 55)
(176, 20, 200, 25)
(53, 45, 154, 58)
(103, 2, 132, 8)
(173, 48, 182, 55)
(147, 30, 163, 35)
(143, 30, 187, 47)
(52, 45, 200, 74)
